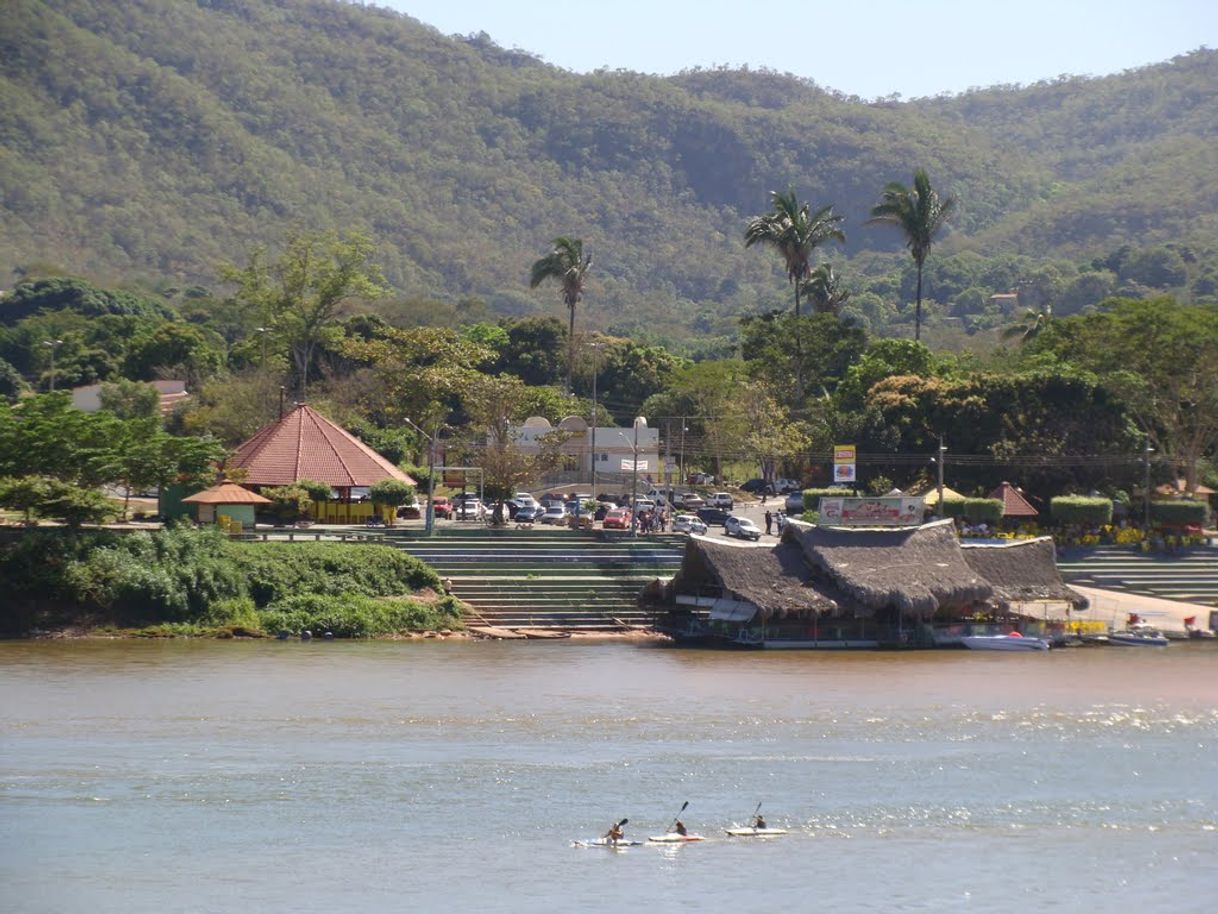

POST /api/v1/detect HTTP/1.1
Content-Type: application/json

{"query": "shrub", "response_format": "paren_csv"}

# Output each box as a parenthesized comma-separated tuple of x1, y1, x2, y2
(262, 485, 312, 523)
(963, 498, 1004, 523)
(1051, 496, 1114, 526)
(802, 488, 853, 512)
(1150, 500, 1209, 526)
(259, 592, 463, 637)
(296, 479, 334, 502)
(224, 541, 441, 607)
(934, 497, 966, 518)
(369, 479, 416, 507)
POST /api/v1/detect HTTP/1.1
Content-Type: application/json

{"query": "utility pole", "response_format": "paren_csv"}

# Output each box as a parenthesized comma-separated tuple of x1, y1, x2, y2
(679, 417, 687, 487)
(590, 342, 603, 494)
(630, 417, 641, 537)
(937, 436, 947, 518)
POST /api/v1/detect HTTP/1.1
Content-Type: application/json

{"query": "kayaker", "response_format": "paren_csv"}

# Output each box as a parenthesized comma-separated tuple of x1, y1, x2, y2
(753, 814, 766, 829)
(672, 820, 687, 836)
(604, 821, 625, 842)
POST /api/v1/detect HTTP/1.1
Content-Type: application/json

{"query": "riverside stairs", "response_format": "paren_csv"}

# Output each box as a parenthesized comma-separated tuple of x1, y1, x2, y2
(384, 526, 685, 632)
(1057, 545, 1218, 607)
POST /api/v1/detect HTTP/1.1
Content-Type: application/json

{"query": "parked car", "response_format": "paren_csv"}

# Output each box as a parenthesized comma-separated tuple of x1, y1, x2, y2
(430, 496, 453, 519)
(709, 492, 734, 510)
(697, 507, 732, 525)
(678, 492, 705, 510)
(672, 513, 708, 535)
(396, 498, 423, 519)
(687, 472, 712, 485)
(725, 516, 762, 540)
(740, 478, 768, 494)
(512, 492, 538, 508)
(784, 492, 806, 514)
(539, 505, 568, 525)
(775, 478, 801, 494)
(603, 507, 632, 530)
(455, 499, 485, 520)
(633, 498, 657, 514)
(514, 505, 545, 523)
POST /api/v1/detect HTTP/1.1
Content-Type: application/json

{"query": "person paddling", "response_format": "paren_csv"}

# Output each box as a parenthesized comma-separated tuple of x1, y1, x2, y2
(752, 813, 767, 829)
(604, 820, 626, 843)
(672, 819, 688, 836)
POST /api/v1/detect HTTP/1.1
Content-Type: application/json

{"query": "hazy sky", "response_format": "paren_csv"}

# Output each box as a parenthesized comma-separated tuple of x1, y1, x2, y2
(379, 0, 1217, 99)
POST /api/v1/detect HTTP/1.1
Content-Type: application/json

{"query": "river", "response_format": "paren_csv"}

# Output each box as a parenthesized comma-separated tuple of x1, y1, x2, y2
(1, 639, 1216, 913)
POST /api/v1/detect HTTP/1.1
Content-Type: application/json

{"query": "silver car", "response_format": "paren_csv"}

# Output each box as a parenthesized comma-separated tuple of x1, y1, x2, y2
(725, 516, 762, 541)
(672, 513, 708, 535)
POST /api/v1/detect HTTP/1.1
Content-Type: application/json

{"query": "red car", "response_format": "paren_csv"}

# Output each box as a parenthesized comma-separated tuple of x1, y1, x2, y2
(431, 496, 453, 519)
(603, 507, 632, 529)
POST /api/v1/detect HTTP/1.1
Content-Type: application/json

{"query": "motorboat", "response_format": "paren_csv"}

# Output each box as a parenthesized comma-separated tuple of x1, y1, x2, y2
(961, 633, 1050, 652)
(1108, 623, 1169, 647)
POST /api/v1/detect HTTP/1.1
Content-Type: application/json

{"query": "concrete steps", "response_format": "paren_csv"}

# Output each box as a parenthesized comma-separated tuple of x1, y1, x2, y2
(1058, 545, 1218, 605)
(384, 528, 685, 631)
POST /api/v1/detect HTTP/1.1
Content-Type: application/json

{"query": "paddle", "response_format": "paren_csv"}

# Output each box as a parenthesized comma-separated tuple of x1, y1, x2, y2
(750, 801, 762, 828)
(668, 800, 689, 833)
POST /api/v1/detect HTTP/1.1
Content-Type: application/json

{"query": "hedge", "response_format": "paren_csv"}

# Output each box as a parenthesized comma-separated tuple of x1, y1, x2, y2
(963, 498, 1004, 523)
(1149, 500, 1209, 526)
(801, 487, 855, 512)
(1051, 496, 1114, 526)
(259, 592, 463, 637)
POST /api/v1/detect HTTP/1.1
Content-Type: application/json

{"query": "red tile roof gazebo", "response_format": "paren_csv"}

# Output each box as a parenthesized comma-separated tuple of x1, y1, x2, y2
(988, 481, 1039, 518)
(229, 404, 415, 491)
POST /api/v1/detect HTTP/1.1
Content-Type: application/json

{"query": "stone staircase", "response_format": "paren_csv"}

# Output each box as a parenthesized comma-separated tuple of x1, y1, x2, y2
(385, 527, 686, 631)
(1057, 545, 1218, 606)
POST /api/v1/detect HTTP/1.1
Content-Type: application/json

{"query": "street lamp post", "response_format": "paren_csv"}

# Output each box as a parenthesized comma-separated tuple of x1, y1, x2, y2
(589, 342, 604, 495)
(1143, 437, 1154, 532)
(630, 417, 642, 537)
(43, 339, 63, 392)
(404, 417, 442, 537)
(936, 436, 947, 518)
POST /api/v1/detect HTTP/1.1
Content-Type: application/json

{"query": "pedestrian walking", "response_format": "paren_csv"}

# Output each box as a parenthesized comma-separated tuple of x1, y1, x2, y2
(764, 510, 773, 536)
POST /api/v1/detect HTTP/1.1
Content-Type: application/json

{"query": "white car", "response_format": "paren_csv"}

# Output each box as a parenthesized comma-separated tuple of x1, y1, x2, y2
(672, 514, 708, 535)
(539, 505, 568, 525)
(725, 516, 762, 540)
(709, 492, 734, 510)
(784, 492, 806, 514)
(455, 499, 485, 520)
(633, 498, 657, 514)
(512, 492, 538, 509)
(676, 492, 705, 510)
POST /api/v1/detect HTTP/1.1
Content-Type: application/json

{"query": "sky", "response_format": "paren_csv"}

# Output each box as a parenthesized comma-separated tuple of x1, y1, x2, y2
(379, 0, 1217, 99)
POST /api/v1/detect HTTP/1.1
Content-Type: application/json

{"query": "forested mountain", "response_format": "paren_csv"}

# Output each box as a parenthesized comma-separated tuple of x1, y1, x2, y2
(2, 0, 1216, 340)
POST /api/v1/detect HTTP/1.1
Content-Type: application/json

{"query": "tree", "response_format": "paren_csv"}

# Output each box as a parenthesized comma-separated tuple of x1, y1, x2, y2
(800, 263, 852, 316)
(223, 231, 386, 397)
(744, 188, 844, 394)
(529, 237, 592, 394)
(867, 169, 955, 342)
(99, 378, 161, 420)
(1002, 303, 1053, 345)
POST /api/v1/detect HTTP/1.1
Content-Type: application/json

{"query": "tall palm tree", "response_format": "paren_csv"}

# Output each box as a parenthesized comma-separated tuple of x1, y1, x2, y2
(866, 169, 955, 343)
(529, 236, 592, 393)
(1002, 303, 1052, 344)
(744, 189, 844, 395)
(800, 263, 851, 316)
(744, 188, 845, 319)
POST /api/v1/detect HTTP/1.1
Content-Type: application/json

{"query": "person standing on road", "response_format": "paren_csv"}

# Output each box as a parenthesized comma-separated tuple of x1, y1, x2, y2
(764, 510, 773, 536)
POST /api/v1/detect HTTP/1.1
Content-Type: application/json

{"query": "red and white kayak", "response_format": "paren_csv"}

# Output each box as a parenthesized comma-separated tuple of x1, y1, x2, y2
(647, 833, 705, 843)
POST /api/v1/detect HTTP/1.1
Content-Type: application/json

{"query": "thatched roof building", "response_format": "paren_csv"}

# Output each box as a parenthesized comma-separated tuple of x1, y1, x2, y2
(961, 537, 1086, 610)
(784, 519, 992, 617)
(671, 537, 839, 620)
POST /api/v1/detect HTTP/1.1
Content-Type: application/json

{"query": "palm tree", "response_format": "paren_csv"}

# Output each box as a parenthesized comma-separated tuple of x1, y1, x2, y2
(1002, 303, 1052, 344)
(800, 263, 851, 316)
(529, 236, 592, 393)
(744, 189, 844, 395)
(866, 169, 955, 342)
(744, 188, 845, 319)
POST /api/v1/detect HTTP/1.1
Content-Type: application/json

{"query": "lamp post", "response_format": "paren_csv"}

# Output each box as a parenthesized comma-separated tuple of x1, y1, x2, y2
(1143, 437, 1154, 532)
(43, 338, 63, 392)
(255, 326, 270, 368)
(936, 436, 947, 519)
(589, 341, 604, 495)
(404, 417, 442, 537)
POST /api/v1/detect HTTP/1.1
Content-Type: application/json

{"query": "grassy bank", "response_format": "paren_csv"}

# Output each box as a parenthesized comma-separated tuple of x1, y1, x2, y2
(0, 526, 463, 638)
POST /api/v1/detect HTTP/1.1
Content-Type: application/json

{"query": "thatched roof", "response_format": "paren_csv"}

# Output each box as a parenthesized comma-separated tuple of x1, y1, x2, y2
(230, 404, 415, 488)
(785, 518, 993, 617)
(672, 537, 839, 618)
(181, 482, 271, 505)
(961, 537, 1086, 609)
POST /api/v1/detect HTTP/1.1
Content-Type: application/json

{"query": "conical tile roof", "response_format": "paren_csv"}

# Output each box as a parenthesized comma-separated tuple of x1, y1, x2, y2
(988, 481, 1038, 517)
(229, 404, 415, 488)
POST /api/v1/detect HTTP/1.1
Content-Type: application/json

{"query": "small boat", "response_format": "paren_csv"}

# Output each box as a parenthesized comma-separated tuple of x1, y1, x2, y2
(1108, 623, 1169, 647)
(725, 827, 789, 837)
(647, 832, 706, 843)
(572, 837, 642, 848)
(961, 633, 1050, 652)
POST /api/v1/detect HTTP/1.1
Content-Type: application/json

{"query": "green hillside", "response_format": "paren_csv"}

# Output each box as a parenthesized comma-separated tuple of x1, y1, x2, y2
(1, 0, 1216, 338)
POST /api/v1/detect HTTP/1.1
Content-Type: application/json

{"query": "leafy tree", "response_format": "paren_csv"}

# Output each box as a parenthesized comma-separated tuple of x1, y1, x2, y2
(99, 378, 161, 420)
(866, 169, 955, 342)
(0, 278, 176, 325)
(1002, 303, 1053, 345)
(222, 230, 386, 397)
(740, 312, 867, 408)
(497, 316, 566, 386)
(800, 263, 852, 316)
(0, 475, 52, 524)
(37, 480, 115, 528)
(124, 322, 225, 384)
(529, 237, 591, 394)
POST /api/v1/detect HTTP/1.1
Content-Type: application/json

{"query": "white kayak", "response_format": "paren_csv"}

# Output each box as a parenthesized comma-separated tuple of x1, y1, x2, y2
(725, 827, 788, 837)
(573, 837, 642, 848)
(647, 833, 706, 843)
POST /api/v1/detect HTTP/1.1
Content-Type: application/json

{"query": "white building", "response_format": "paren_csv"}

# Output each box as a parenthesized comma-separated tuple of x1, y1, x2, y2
(510, 415, 662, 488)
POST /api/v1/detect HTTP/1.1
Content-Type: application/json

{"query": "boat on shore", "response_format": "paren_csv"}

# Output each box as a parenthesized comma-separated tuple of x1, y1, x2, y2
(1108, 623, 1169, 647)
(961, 633, 1050, 652)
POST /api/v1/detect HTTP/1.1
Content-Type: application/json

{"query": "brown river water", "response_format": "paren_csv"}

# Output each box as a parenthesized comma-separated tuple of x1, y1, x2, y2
(1, 639, 1216, 913)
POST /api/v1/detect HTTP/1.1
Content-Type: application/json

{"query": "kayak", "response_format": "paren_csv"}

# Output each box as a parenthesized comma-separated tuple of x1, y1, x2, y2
(647, 833, 705, 843)
(725, 827, 789, 837)
(573, 837, 643, 848)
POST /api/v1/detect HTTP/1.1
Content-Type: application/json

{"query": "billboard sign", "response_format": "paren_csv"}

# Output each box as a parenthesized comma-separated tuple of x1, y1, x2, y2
(819, 496, 923, 527)
(620, 458, 649, 472)
(833, 443, 856, 483)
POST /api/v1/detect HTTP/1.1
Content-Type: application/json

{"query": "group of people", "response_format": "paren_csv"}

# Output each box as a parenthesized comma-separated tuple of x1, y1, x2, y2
(604, 813, 765, 842)
(762, 510, 787, 536)
(635, 509, 668, 534)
